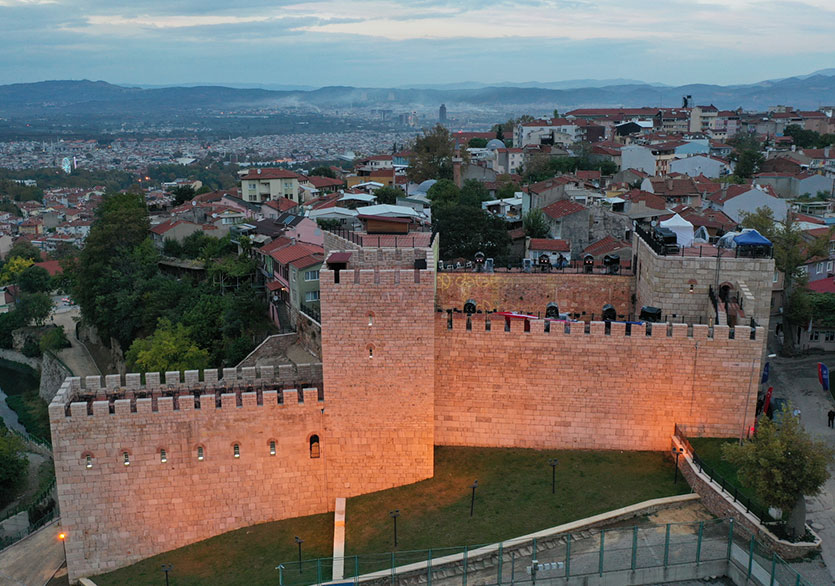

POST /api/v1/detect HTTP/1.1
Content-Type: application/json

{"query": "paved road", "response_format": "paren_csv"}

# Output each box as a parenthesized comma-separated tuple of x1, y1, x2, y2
(49, 303, 100, 379)
(767, 347, 835, 582)
(0, 519, 63, 586)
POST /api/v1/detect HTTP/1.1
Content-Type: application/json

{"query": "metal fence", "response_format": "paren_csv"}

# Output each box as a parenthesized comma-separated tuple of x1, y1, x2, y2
(674, 425, 773, 526)
(275, 518, 813, 586)
(0, 477, 58, 550)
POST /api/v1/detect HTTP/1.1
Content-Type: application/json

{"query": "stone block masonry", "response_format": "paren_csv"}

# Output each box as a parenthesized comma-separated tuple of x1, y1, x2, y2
(49, 366, 328, 582)
(435, 314, 765, 451)
(436, 271, 634, 319)
(320, 266, 436, 500)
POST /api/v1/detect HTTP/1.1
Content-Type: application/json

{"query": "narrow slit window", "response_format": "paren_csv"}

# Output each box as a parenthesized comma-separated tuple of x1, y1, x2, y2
(160, 449, 167, 463)
(233, 444, 240, 458)
(309, 435, 320, 459)
(197, 446, 204, 461)
(269, 441, 276, 456)
(85, 454, 92, 469)
(123, 452, 130, 466)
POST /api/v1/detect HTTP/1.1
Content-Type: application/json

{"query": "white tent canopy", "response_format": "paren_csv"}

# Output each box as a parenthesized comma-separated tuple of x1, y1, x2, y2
(659, 213, 695, 247)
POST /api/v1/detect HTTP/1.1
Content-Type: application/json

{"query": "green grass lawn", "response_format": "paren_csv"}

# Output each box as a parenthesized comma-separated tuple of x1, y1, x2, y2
(5, 389, 51, 442)
(688, 437, 762, 510)
(95, 446, 690, 586)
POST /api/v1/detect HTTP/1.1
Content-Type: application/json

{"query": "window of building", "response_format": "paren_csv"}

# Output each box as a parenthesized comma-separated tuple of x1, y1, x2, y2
(812, 330, 820, 341)
(160, 449, 167, 463)
(197, 446, 205, 461)
(817, 262, 825, 273)
(291, 269, 296, 282)
(828, 262, 833, 273)
(85, 454, 93, 469)
(305, 290, 320, 302)
(309, 435, 320, 458)
(773, 270, 779, 283)
(826, 331, 835, 343)
(269, 440, 276, 456)
(305, 270, 320, 281)
(123, 452, 130, 466)
(249, 182, 256, 189)
(233, 444, 240, 458)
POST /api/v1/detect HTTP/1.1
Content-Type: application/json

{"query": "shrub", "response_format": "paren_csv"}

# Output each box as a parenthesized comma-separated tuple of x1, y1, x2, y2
(21, 336, 42, 358)
(39, 326, 70, 352)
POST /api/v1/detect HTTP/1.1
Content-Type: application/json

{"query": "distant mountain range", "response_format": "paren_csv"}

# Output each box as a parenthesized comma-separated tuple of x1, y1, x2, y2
(1, 70, 834, 117)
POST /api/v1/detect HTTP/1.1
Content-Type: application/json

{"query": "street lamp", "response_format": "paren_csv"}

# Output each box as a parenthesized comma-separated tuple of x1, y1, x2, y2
(161, 564, 173, 586)
(470, 480, 479, 517)
(671, 447, 683, 485)
(295, 536, 304, 574)
(548, 458, 559, 494)
(389, 509, 400, 547)
(58, 531, 67, 567)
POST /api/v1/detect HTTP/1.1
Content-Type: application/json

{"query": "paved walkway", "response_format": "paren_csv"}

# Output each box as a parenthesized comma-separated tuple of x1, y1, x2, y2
(50, 304, 99, 378)
(768, 349, 835, 582)
(0, 519, 63, 586)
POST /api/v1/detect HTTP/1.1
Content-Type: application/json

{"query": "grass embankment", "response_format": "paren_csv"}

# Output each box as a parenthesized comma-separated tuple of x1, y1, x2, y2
(688, 437, 760, 506)
(0, 362, 50, 441)
(95, 446, 689, 586)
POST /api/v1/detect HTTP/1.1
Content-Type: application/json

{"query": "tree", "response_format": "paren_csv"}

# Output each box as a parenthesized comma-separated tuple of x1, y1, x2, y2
(523, 209, 550, 238)
(739, 208, 831, 354)
(6, 240, 41, 262)
(723, 412, 833, 538)
(17, 292, 52, 326)
(427, 179, 461, 212)
(468, 138, 488, 148)
(0, 256, 34, 285)
(459, 179, 489, 208)
(408, 124, 455, 183)
(18, 265, 52, 294)
(733, 149, 764, 180)
(373, 186, 405, 205)
(0, 429, 27, 507)
(170, 185, 196, 206)
(310, 166, 336, 179)
(126, 318, 210, 373)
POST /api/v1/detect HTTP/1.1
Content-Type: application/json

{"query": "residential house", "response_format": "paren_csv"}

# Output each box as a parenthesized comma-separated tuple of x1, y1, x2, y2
(669, 155, 731, 178)
(150, 220, 218, 249)
(640, 176, 703, 206)
(705, 184, 788, 222)
(239, 168, 302, 204)
(540, 200, 589, 257)
(754, 172, 834, 198)
(526, 238, 570, 265)
(620, 143, 676, 176)
(522, 176, 584, 214)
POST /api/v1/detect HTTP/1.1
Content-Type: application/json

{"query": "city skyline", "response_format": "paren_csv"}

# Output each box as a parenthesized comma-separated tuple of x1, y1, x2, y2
(0, 0, 833, 87)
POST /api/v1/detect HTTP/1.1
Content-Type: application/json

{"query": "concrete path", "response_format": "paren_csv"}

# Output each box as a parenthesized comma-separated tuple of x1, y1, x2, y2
(0, 519, 63, 586)
(768, 349, 835, 582)
(50, 305, 100, 378)
(332, 498, 346, 581)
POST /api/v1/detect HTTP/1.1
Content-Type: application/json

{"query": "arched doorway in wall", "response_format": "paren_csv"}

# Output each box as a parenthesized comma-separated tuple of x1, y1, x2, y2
(309, 434, 320, 458)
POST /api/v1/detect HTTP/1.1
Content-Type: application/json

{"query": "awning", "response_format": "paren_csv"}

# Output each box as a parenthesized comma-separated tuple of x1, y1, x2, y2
(327, 252, 352, 264)
(266, 281, 284, 292)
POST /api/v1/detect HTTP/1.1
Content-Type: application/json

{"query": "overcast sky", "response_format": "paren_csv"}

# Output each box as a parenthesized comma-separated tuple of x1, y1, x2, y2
(1, 0, 833, 87)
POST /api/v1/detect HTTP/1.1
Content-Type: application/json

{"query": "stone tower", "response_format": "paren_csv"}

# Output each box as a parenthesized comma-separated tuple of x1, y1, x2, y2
(319, 229, 437, 498)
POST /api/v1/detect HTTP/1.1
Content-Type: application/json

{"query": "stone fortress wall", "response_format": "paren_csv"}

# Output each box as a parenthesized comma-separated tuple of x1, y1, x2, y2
(51, 231, 773, 582)
(50, 366, 328, 580)
(435, 314, 764, 452)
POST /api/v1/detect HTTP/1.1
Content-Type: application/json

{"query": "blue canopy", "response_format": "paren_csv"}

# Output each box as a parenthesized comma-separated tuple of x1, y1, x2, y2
(733, 230, 772, 246)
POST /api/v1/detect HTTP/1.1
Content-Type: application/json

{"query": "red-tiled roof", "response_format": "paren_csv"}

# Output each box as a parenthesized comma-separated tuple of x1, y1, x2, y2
(264, 198, 298, 212)
(240, 168, 301, 180)
(529, 238, 570, 252)
(270, 243, 323, 265)
(809, 279, 835, 294)
(541, 199, 586, 220)
(527, 176, 579, 195)
(646, 176, 700, 198)
(307, 176, 344, 189)
(34, 260, 63, 276)
(259, 236, 293, 254)
(623, 189, 667, 210)
(289, 254, 324, 270)
(584, 236, 630, 256)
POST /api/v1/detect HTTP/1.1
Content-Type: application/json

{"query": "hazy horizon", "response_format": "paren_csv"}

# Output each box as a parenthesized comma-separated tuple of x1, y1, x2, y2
(1, 0, 833, 88)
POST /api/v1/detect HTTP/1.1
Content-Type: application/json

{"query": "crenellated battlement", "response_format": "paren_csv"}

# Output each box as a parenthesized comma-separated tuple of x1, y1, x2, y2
(320, 266, 434, 286)
(437, 312, 763, 342)
(49, 364, 323, 420)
